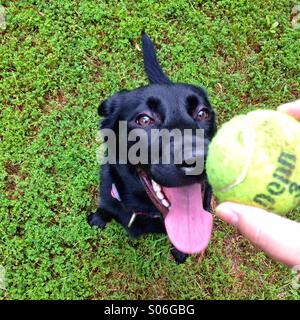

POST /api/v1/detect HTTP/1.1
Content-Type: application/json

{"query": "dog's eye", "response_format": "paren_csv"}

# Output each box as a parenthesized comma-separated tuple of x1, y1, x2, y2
(196, 109, 209, 121)
(136, 114, 154, 126)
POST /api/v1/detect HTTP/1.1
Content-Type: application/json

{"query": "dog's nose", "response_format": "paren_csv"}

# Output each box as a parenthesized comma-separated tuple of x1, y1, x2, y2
(180, 150, 205, 168)
(177, 138, 210, 175)
(181, 138, 209, 160)
(182, 154, 204, 166)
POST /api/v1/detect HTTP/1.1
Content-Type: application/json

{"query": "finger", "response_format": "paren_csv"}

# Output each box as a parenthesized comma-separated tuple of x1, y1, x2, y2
(277, 99, 300, 120)
(216, 202, 300, 266)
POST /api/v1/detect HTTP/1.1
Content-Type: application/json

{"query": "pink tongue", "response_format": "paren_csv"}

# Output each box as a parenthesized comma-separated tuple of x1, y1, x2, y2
(163, 184, 213, 254)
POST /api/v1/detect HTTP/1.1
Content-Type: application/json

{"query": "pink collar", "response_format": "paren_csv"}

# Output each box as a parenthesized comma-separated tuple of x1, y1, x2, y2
(111, 183, 121, 201)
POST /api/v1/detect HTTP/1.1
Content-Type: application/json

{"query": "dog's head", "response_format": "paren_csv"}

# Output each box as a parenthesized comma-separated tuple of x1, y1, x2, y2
(99, 32, 216, 254)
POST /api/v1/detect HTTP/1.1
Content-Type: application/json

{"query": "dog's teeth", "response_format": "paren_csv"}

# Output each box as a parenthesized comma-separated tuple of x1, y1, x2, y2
(152, 180, 161, 192)
(156, 191, 164, 200)
(153, 184, 161, 192)
(161, 199, 170, 208)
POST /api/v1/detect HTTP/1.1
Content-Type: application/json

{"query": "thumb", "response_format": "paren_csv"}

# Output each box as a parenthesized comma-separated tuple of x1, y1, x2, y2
(216, 202, 300, 266)
(277, 99, 300, 120)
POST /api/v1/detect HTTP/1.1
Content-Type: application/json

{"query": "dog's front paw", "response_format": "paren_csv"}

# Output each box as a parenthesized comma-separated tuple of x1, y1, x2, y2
(171, 247, 189, 264)
(88, 212, 108, 230)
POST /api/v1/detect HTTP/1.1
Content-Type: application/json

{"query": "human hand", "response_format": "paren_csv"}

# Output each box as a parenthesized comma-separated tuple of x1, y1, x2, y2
(216, 100, 300, 266)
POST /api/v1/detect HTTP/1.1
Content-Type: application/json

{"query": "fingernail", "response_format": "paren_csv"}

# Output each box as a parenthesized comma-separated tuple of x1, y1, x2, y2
(216, 204, 239, 226)
(277, 102, 297, 113)
(277, 104, 289, 112)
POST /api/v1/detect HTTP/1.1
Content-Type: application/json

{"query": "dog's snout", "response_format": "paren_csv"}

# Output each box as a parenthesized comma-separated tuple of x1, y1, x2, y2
(181, 137, 209, 160)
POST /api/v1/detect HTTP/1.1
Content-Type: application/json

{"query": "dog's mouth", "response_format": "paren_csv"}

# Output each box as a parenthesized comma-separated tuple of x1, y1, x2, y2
(139, 171, 213, 254)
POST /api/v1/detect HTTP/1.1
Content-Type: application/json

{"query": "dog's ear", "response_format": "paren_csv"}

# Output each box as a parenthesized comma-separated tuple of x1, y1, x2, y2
(99, 90, 130, 130)
(98, 99, 108, 117)
(98, 98, 118, 118)
(98, 90, 129, 117)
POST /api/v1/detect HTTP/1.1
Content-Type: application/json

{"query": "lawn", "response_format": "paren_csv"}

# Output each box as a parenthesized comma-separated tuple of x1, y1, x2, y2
(0, 0, 300, 299)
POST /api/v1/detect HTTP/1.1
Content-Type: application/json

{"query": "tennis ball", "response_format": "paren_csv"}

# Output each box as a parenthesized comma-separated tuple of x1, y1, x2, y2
(206, 109, 300, 215)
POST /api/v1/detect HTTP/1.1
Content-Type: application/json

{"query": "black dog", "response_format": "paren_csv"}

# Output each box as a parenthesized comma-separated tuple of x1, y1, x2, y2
(88, 32, 216, 263)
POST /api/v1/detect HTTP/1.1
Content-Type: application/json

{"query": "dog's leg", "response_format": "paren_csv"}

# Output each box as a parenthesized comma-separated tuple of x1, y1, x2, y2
(171, 247, 189, 264)
(88, 208, 112, 230)
(203, 182, 213, 212)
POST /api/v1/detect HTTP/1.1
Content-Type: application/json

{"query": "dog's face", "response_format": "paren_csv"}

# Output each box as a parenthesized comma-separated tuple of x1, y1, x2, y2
(100, 83, 216, 187)
(98, 32, 216, 255)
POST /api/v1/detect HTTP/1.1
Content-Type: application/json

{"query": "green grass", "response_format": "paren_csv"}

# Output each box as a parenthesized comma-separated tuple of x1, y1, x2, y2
(0, 0, 300, 300)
